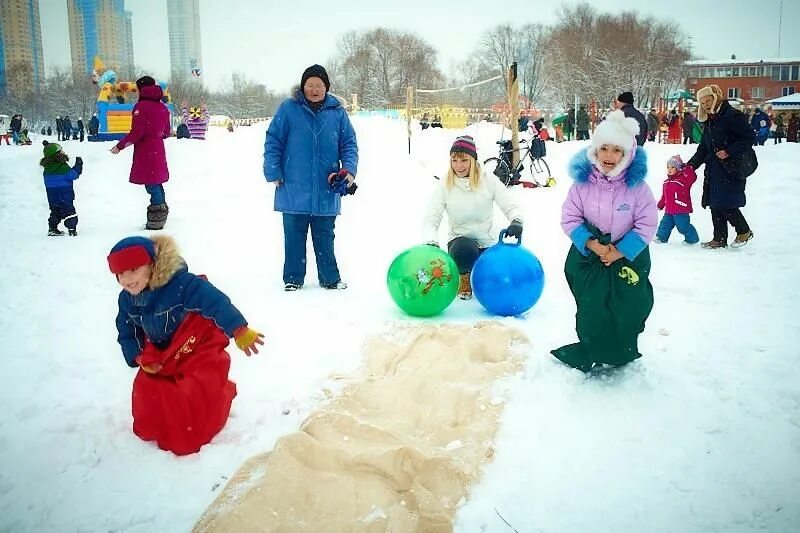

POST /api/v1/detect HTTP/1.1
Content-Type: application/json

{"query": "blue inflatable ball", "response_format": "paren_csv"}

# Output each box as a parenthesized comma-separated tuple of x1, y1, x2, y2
(471, 230, 545, 316)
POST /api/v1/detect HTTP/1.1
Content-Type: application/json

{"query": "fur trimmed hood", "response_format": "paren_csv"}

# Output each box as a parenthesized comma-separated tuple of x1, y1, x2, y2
(568, 146, 648, 187)
(149, 235, 186, 289)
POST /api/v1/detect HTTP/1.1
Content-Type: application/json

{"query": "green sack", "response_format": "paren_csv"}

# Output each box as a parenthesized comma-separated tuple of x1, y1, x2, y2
(551, 225, 654, 372)
(692, 121, 704, 144)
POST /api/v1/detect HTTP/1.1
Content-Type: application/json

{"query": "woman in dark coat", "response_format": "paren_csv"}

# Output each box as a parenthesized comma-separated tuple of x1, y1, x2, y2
(687, 84, 755, 249)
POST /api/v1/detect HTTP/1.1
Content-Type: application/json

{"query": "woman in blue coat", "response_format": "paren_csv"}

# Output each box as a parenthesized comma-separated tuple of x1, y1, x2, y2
(263, 64, 359, 291)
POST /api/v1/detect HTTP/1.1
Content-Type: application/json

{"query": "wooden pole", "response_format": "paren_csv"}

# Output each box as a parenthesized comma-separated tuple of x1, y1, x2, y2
(508, 62, 520, 167)
(406, 85, 413, 155)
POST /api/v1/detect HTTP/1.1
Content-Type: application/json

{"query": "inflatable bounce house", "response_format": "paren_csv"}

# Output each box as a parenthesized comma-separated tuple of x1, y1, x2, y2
(88, 57, 173, 142)
(180, 102, 210, 140)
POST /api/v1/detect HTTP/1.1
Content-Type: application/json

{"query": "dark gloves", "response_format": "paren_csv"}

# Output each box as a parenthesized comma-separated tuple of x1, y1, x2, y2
(329, 169, 357, 196)
(73, 157, 83, 175)
(506, 219, 523, 238)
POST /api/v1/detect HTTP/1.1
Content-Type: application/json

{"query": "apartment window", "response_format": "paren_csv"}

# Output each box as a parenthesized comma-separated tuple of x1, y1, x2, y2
(732, 67, 739, 76)
(781, 65, 791, 81)
(771, 66, 781, 80)
(699, 67, 708, 77)
(749, 66, 757, 76)
(756, 66, 765, 76)
(792, 65, 800, 81)
(783, 87, 796, 96)
(751, 87, 765, 99)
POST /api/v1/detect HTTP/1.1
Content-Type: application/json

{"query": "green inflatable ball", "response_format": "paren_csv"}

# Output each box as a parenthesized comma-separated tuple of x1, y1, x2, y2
(387, 245, 459, 317)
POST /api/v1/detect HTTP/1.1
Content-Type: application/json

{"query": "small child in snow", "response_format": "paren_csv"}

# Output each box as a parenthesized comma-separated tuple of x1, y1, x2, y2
(108, 234, 264, 455)
(40, 140, 82, 236)
(552, 110, 658, 373)
(655, 155, 699, 244)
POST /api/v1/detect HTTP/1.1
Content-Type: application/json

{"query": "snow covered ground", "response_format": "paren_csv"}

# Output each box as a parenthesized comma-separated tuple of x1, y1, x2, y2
(0, 118, 798, 532)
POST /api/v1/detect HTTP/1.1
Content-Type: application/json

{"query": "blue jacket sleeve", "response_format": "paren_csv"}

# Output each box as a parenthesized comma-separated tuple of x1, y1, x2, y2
(264, 102, 288, 182)
(616, 231, 648, 261)
(338, 112, 359, 176)
(569, 224, 593, 256)
(116, 293, 145, 367)
(180, 273, 247, 337)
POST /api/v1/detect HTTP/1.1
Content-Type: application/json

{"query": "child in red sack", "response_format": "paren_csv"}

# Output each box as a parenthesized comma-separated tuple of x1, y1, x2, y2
(108, 235, 264, 455)
(654, 155, 700, 244)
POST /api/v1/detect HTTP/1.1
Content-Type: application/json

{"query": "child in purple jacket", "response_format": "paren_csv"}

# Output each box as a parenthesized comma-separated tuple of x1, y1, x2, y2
(655, 155, 699, 244)
(552, 110, 658, 373)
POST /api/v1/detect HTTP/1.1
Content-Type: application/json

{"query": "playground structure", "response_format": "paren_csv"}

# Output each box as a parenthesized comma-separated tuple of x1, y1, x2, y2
(88, 57, 173, 142)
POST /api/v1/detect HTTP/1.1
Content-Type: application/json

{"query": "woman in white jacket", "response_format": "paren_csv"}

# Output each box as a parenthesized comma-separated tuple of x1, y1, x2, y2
(422, 135, 525, 300)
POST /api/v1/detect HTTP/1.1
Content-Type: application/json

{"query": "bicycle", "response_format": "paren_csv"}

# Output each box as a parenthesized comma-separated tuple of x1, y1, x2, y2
(483, 135, 555, 189)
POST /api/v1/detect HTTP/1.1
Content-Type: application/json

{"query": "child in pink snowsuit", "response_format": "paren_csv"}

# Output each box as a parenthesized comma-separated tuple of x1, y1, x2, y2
(655, 155, 699, 244)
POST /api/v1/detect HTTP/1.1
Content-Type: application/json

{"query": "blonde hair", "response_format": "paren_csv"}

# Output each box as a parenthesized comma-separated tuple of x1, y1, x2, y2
(445, 154, 482, 191)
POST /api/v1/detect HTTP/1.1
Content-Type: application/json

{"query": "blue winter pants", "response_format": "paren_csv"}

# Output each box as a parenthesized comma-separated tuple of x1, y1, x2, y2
(46, 187, 78, 230)
(282, 213, 340, 286)
(144, 184, 165, 205)
(656, 213, 699, 244)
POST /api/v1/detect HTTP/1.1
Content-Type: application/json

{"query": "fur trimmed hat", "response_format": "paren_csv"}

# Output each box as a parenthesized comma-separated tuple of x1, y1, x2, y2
(589, 110, 640, 178)
(107, 236, 156, 274)
(617, 91, 634, 105)
(450, 135, 478, 159)
(301, 64, 330, 92)
(696, 84, 723, 122)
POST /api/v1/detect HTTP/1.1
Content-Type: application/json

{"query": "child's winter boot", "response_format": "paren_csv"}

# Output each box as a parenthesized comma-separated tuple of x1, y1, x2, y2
(145, 203, 169, 230)
(48, 227, 64, 236)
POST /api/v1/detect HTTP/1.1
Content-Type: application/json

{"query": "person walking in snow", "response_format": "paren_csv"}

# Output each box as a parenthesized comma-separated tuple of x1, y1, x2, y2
(421, 135, 525, 301)
(551, 110, 657, 373)
(110, 76, 172, 230)
(107, 234, 263, 455)
(263, 64, 359, 291)
(40, 140, 82, 236)
(654, 155, 699, 244)
(687, 84, 755, 249)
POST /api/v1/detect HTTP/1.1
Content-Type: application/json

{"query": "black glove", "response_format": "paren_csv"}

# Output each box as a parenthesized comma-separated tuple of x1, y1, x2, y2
(506, 219, 523, 238)
(73, 157, 84, 175)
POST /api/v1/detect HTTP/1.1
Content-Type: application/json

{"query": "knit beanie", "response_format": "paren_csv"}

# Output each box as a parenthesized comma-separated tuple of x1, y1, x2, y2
(667, 154, 685, 170)
(589, 110, 640, 177)
(300, 64, 330, 92)
(42, 140, 61, 158)
(696, 84, 723, 122)
(135, 75, 156, 90)
(107, 236, 156, 274)
(450, 135, 477, 160)
(617, 91, 634, 105)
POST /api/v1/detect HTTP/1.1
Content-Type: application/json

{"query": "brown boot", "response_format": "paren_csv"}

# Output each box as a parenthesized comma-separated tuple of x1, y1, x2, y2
(458, 273, 472, 300)
(701, 239, 727, 249)
(731, 231, 753, 248)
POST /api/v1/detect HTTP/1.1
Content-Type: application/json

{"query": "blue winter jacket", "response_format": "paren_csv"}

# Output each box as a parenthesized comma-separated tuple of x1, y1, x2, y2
(263, 91, 358, 216)
(115, 264, 247, 367)
(43, 159, 82, 189)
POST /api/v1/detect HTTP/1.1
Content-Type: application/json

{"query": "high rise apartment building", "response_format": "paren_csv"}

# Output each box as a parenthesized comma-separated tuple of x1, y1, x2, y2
(67, 0, 134, 76)
(0, 0, 45, 95)
(167, 0, 202, 79)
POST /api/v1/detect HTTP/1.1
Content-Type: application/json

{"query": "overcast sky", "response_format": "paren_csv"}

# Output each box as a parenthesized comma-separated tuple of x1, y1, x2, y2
(39, 0, 800, 93)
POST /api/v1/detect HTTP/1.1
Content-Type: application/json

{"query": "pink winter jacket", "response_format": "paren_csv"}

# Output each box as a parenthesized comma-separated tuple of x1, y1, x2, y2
(116, 85, 171, 185)
(657, 166, 697, 215)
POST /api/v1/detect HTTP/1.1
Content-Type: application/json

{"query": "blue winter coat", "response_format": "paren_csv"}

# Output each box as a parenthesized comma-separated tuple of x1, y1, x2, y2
(115, 264, 247, 367)
(687, 101, 755, 209)
(43, 159, 82, 189)
(263, 91, 358, 216)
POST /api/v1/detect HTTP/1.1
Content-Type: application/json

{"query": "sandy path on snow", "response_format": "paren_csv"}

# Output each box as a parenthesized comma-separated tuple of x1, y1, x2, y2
(194, 322, 528, 532)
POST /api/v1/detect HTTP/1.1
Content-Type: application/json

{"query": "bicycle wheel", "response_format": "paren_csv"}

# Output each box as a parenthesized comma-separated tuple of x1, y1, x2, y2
(483, 157, 513, 186)
(528, 157, 551, 187)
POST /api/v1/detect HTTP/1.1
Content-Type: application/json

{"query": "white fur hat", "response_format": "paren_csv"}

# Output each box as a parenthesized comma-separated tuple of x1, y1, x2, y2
(589, 110, 640, 177)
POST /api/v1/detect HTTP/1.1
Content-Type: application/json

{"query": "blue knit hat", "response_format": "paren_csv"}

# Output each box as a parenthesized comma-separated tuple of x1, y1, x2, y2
(107, 236, 156, 274)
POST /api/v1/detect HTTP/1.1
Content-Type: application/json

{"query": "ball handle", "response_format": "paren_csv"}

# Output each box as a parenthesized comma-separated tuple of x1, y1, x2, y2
(498, 229, 522, 247)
